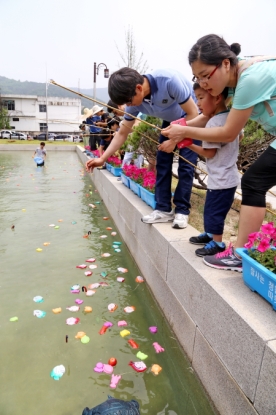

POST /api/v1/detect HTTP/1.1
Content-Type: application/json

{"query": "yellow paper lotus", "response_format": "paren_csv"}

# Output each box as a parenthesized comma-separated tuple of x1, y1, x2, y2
(52, 308, 62, 314)
(75, 331, 86, 339)
(151, 364, 162, 375)
(120, 329, 130, 338)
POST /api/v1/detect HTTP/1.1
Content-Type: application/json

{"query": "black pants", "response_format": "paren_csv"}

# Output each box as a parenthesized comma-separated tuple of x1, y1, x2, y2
(89, 134, 98, 151)
(241, 145, 276, 207)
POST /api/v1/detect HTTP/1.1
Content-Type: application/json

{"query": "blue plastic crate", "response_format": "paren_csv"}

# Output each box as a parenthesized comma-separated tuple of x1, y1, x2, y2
(236, 247, 276, 311)
(129, 179, 141, 197)
(121, 173, 130, 188)
(110, 166, 122, 177)
(139, 185, 156, 209)
(105, 163, 112, 172)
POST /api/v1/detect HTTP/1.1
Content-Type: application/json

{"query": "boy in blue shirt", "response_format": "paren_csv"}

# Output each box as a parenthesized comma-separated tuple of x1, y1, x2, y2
(86, 67, 199, 229)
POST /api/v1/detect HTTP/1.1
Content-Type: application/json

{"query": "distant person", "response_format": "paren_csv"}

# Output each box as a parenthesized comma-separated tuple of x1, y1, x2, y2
(85, 105, 103, 150)
(98, 118, 121, 159)
(33, 142, 46, 166)
(107, 100, 125, 119)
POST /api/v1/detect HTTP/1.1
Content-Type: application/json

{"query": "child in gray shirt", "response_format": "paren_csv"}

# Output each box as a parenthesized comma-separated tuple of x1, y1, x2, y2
(185, 83, 240, 257)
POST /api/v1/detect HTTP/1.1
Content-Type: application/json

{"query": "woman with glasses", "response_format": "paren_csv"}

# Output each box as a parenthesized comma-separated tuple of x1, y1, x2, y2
(161, 34, 276, 272)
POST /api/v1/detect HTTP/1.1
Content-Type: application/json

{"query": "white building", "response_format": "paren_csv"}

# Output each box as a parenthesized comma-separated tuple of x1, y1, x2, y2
(1, 94, 81, 134)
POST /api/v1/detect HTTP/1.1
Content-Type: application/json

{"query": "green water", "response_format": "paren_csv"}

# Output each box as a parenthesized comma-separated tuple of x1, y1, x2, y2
(0, 151, 216, 415)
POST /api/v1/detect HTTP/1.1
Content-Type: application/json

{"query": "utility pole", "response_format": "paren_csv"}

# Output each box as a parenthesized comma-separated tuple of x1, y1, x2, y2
(45, 64, 48, 140)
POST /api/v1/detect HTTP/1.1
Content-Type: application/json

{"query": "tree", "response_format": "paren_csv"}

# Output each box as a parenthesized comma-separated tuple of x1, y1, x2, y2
(116, 26, 149, 73)
(0, 95, 10, 129)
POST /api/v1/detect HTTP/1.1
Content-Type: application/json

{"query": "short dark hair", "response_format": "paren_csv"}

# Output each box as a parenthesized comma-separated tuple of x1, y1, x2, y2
(193, 82, 228, 100)
(193, 82, 201, 92)
(107, 118, 120, 128)
(107, 99, 118, 114)
(189, 34, 241, 67)
(40, 142, 45, 146)
(108, 67, 144, 105)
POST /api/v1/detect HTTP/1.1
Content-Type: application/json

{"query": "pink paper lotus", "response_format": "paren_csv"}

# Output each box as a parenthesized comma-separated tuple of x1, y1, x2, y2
(110, 374, 121, 389)
(76, 264, 87, 269)
(118, 320, 127, 327)
(66, 317, 80, 325)
(94, 362, 104, 373)
(153, 342, 165, 353)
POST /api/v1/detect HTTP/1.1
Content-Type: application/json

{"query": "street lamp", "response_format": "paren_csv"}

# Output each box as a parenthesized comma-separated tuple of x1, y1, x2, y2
(93, 62, 109, 100)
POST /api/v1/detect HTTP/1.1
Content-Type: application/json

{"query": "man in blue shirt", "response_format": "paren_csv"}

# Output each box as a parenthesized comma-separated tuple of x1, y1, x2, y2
(85, 105, 104, 150)
(86, 67, 199, 229)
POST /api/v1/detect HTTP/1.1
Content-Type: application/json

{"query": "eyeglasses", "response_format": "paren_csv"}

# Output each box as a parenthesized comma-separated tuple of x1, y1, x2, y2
(192, 64, 221, 84)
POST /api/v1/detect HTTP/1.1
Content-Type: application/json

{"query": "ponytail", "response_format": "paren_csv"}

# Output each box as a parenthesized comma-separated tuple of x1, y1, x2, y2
(189, 34, 241, 67)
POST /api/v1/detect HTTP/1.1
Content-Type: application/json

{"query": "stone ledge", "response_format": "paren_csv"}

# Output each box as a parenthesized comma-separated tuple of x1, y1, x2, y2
(77, 148, 276, 415)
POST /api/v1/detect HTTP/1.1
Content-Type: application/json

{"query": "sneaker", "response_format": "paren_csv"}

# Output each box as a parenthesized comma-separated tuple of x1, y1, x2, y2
(172, 213, 189, 229)
(195, 241, 225, 257)
(203, 243, 242, 272)
(141, 210, 174, 224)
(190, 232, 213, 245)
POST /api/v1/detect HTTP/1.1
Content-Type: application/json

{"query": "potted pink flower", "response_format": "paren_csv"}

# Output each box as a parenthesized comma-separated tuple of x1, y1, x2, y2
(236, 222, 276, 310)
(122, 165, 156, 208)
(123, 165, 145, 197)
(107, 156, 122, 176)
(139, 171, 156, 209)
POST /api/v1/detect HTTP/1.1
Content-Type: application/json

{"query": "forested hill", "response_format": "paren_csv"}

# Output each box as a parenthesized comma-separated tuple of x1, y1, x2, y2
(0, 76, 109, 110)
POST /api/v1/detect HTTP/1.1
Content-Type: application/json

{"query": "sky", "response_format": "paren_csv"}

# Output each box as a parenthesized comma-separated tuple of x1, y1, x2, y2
(1, 0, 276, 91)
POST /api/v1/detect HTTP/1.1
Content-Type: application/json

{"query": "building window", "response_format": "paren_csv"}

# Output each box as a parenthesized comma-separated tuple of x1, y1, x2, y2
(39, 104, 47, 112)
(13, 118, 19, 121)
(3, 100, 15, 110)
(40, 123, 48, 132)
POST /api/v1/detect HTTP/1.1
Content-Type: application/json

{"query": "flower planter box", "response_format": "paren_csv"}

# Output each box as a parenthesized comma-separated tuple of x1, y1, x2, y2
(121, 173, 130, 188)
(110, 166, 122, 177)
(236, 247, 276, 311)
(139, 185, 156, 209)
(129, 179, 141, 197)
(105, 163, 112, 172)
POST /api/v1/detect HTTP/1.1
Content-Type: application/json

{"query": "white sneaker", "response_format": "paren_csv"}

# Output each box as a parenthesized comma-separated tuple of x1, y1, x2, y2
(141, 210, 174, 224)
(172, 213, 188, 229)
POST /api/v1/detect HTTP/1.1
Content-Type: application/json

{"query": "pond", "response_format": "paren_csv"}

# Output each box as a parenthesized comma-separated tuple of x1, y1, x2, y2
(0, 151, 216, 415)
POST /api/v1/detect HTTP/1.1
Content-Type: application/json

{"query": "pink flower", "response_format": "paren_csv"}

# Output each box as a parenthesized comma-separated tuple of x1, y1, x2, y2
(261, 222, 276, 236)
(248, 232, 260, 242)
(257, 237, 270, 253)
(107, 155, 122, 167)
(244, 240, 254, 249)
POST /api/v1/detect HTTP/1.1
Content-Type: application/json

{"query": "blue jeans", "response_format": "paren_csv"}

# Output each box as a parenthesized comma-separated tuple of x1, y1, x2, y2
(155, 120, 201, 215)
